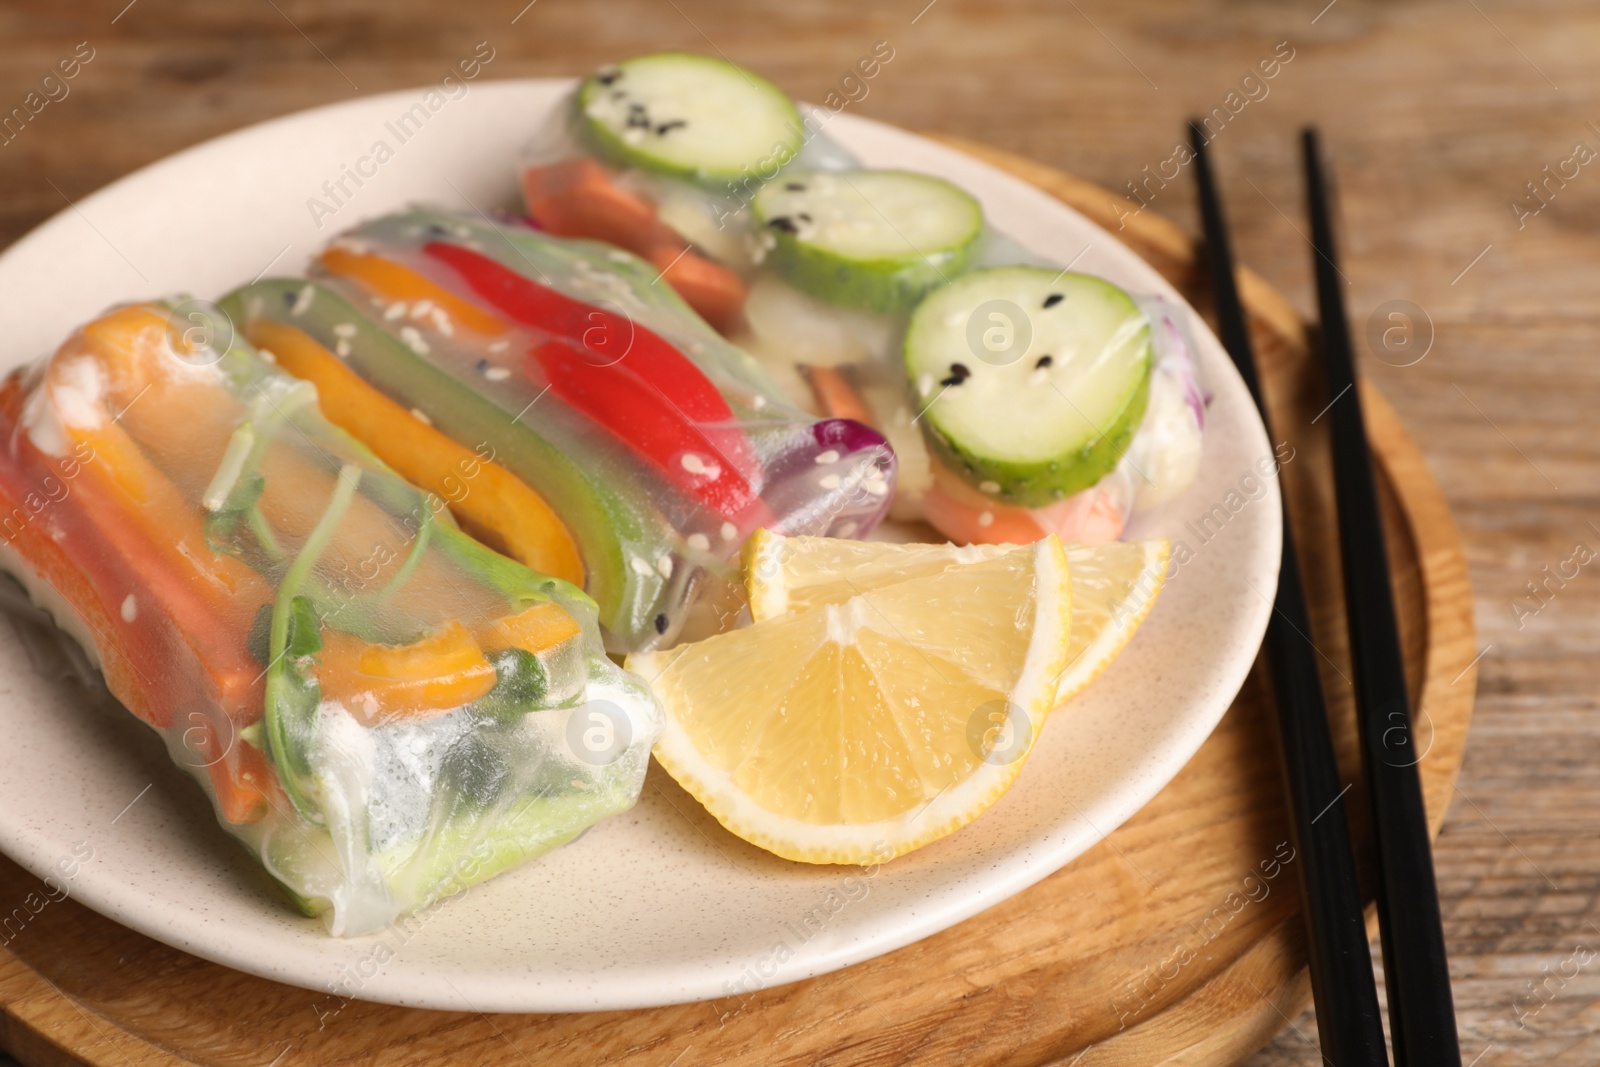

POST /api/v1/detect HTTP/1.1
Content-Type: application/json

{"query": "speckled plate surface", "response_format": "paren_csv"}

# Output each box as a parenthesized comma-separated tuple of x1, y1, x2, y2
(0, 80, 1278, 1013)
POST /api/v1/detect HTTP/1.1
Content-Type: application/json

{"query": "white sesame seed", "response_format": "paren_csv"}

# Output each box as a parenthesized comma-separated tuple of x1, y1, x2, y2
(917, 373, 934, 397)
(818, 474, 842, 490)
(411, 299, 435, 319)
(488, 339, 510, 353)
(335, 339, 351, 358)
(410, 407, 432, 425)
(979, 480, 1001, 494)
(814, 449, 840, 465)
(332, 322, 357, 338)
(257, 348, 277, 364)
(752, 395, 767, 409)
(720, 522, 738, 542)
(432, 308, 454, 336)
(680, 453, 707, 475)
(399, 327, 429, 355)
(384, 301, 407, 321)
(120, 594, 137, 622)
(687, 533, 710, 552)
(978, 511, 995, 527)
(630, 556, 654, 577)
(484, 366, 511, 382)
(291, 285, 315, 317)
(608, 250, 632, 263)
(865, 476, 888, 497)
(656, 555, 674, 578)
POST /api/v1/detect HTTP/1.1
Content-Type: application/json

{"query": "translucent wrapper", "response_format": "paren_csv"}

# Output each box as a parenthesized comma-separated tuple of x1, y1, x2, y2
(517, 60, 1207, 546)
(0, 303, 661, 936)
(224, 207, 897, 652)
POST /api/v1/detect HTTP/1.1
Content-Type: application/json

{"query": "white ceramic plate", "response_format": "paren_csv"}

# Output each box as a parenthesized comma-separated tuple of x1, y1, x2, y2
(0, 80, 1279, 1013)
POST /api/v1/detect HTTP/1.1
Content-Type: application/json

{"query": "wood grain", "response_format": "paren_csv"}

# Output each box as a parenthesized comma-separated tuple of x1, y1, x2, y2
(2, 1, 1595, 1062)
(0, 141, 1475, 1066)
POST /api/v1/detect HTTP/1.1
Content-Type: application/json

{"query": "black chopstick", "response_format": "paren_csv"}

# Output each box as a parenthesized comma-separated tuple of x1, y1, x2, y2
(1188, 120, 1390, 1066)
(1302, 128, 1462, 1066)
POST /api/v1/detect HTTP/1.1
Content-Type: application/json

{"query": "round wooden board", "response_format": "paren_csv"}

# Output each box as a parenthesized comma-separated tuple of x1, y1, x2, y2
(0, 140, 1476, 1067)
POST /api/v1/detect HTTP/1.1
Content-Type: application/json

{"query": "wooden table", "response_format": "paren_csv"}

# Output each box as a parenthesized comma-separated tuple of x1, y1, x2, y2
(0, 1, 1594, 1063)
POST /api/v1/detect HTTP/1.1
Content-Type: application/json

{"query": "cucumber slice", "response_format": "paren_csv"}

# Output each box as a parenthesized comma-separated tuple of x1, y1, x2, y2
(904, 267, 1152, 506)
(576, 53, 803, 185)
(752, 169, 982, 313)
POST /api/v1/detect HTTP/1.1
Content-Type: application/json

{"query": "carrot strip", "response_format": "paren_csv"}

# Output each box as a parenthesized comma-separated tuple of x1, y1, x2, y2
(802, 365, 878, 426)
(523, 158, 751, 334)
(646, 244, 748, 335)
(522, 157, 678, 258)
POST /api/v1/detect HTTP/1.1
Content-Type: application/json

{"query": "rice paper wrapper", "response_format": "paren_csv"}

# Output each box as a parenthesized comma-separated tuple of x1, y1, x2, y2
(0, 301, 661, 936)
(226, 207, 897, 651)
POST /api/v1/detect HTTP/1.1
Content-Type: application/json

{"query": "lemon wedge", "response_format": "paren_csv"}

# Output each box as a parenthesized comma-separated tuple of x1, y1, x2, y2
(744, 530, 1168, 706)
(626, 535, 1072, 864)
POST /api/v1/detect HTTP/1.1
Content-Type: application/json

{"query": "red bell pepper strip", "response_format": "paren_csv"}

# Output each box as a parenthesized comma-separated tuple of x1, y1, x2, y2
(531, 338, 764, 522)
(424, 241, 773, 527)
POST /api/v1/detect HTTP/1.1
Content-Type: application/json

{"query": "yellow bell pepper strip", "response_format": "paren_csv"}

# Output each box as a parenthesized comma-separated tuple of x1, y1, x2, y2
(246, 318, 585, 589)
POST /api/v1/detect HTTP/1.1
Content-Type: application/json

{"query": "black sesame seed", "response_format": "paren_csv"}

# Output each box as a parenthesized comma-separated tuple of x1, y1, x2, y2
(281, 290, 297, 308)
(785, 181, 807, 191)
(767, 216, 799, 234)
(654, 613, 669, 634)
(626, 111, 651, 129)
(949, 362, 972, 380)
(1035, 354, 1054, 369)
(475, 358, 490, 373)
(655, 119, 688, 135)
(1043, 293, 1064, 308)
(939, 374, 964, 387)
(596, 66, 622, 86)
(797, 212, 812, 223)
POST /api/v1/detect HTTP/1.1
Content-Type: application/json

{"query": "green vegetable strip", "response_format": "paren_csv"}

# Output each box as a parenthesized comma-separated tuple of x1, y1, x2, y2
(263, 463, 362, 819)
(203, 423, 256, 512)
(374, 506, 432, 604)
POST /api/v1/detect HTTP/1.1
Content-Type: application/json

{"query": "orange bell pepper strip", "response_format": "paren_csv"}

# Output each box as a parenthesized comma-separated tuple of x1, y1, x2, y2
(247, 318, 586, 590)
(315, 620, 497, 727)
(474, 600, 582, 653)
(317, 247, 509, 337)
